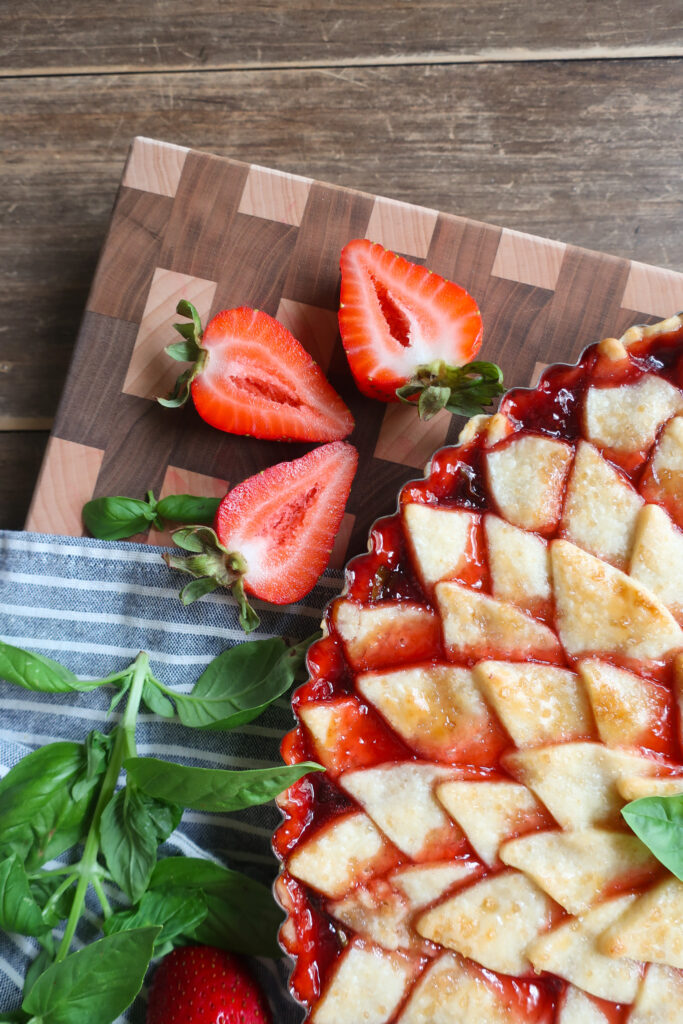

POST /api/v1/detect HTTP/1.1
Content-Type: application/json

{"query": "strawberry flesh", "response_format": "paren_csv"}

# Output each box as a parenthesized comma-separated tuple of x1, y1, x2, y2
(215, 441, 358, 604)
(146, 946, 272, 1024)
(339, 238, 483, 401)
(191, 307, 354, 441)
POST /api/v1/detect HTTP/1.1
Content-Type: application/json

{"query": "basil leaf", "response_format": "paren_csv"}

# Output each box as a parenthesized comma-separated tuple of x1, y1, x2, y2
(99, 788, 182, 903)
(149, 858, 282, 957)
(22, 927, 159, 1024)
(0, 742, 101, 869)
(0, 855, 48, 936)
(157, 495, 221, 524)
(193, 879, 282, 957)
(125, 757, 323, 812)
(141, 679, 175, 719)
(143, 792, 183, 841)
(72, 731, 112, 801)
(23, 947, 54, 1001)
(173, 637, 289, 730)
(82, 496, 157, 541)
(104, 889, 207, 949)
(0, 642, 101, 694)
(622, 795, 683, 879)
(149, 856, 239, 891)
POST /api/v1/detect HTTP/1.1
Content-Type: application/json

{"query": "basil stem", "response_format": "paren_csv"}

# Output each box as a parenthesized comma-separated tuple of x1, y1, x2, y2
(55, 653, 148, 961)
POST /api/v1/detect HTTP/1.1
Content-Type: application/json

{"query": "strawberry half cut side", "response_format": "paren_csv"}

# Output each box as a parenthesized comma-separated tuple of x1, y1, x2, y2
(160, 300, 354, 442)
(338, 238, 504, 419)
(164, 442, 358, 631)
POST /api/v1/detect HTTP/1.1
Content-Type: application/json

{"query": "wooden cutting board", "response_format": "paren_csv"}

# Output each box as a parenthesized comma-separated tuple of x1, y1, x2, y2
(26, 136, 683, 566)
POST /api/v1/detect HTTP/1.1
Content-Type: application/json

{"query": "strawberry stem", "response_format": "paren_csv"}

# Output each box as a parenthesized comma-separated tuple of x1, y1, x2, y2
(164, 527, 260, 632)
(396, 359, 505, 421)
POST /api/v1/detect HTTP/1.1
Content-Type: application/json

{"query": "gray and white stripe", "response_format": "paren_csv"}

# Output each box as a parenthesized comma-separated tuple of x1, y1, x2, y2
(0, 530, 339, 1022)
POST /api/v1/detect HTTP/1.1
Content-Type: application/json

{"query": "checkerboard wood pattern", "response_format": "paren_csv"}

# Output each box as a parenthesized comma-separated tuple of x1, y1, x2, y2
(26, 137, 683, 566)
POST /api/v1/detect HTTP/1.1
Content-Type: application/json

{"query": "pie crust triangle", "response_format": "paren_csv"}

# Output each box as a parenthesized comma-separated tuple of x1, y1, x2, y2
(274, 314, 683, 1022)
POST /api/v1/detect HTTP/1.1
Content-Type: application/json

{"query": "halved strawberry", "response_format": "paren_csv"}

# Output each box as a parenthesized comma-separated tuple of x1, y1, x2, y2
(338, 239, 503, 419)
(160, 301, 354, 442)
(164, 442, 358, 630)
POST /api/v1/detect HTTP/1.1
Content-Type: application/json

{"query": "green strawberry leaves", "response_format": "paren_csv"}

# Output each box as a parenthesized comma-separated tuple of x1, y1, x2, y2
(157, 300, 208, 408)
(82, 489, 221, 542)
(164, 525, 258, 629)
(622, 794, 683, 880)
(396, 358, 505, 420)
(175, 298, 203, 344)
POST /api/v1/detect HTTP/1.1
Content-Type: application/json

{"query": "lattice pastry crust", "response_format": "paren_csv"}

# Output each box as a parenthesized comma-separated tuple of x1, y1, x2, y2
(274, 313, 683, 1024)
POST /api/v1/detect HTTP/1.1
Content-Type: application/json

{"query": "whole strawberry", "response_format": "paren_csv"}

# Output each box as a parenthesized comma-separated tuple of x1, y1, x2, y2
(146, 945, 272, 1024)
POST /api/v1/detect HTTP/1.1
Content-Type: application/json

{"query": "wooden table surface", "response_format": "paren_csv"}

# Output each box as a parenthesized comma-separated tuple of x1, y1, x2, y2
(1, 1, 682, 530)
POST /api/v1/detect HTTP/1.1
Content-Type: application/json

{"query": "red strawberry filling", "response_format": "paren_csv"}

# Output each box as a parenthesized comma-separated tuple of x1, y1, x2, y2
(275, 318, 683, 1022)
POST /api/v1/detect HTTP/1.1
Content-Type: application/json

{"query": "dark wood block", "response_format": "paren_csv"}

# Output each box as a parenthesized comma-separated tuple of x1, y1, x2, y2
(210, 214, 299, 317)
(282, 184, 374, 309)
(426, 215, 502, 297)
(54, 313, 139, 449)
(87, 188, 174, 322)
(159, 152, 250, 280)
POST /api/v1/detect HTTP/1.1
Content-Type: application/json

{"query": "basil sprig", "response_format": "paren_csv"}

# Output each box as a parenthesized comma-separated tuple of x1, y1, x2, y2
(82, 490, 221, 541)
(0, 634, 321, 1023)
(622, 794, 683, 879)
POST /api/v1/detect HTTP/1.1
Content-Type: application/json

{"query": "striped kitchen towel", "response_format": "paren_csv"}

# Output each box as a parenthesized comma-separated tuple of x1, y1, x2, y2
(0, 529, 341, 1022)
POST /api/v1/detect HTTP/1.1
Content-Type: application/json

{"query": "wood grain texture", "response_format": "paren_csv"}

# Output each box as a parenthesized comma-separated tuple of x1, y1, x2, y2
(2, 53, 682, 531)
(23, 138, 683, 562)
(1, 60, 682, 435)
(25, 437, 104, 536)
(0, 433, 49, 531)
(2, 0, 682, 74)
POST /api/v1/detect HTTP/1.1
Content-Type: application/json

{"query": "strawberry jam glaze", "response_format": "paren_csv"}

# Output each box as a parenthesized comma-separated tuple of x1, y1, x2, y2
(273, 322, 683, 1017)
